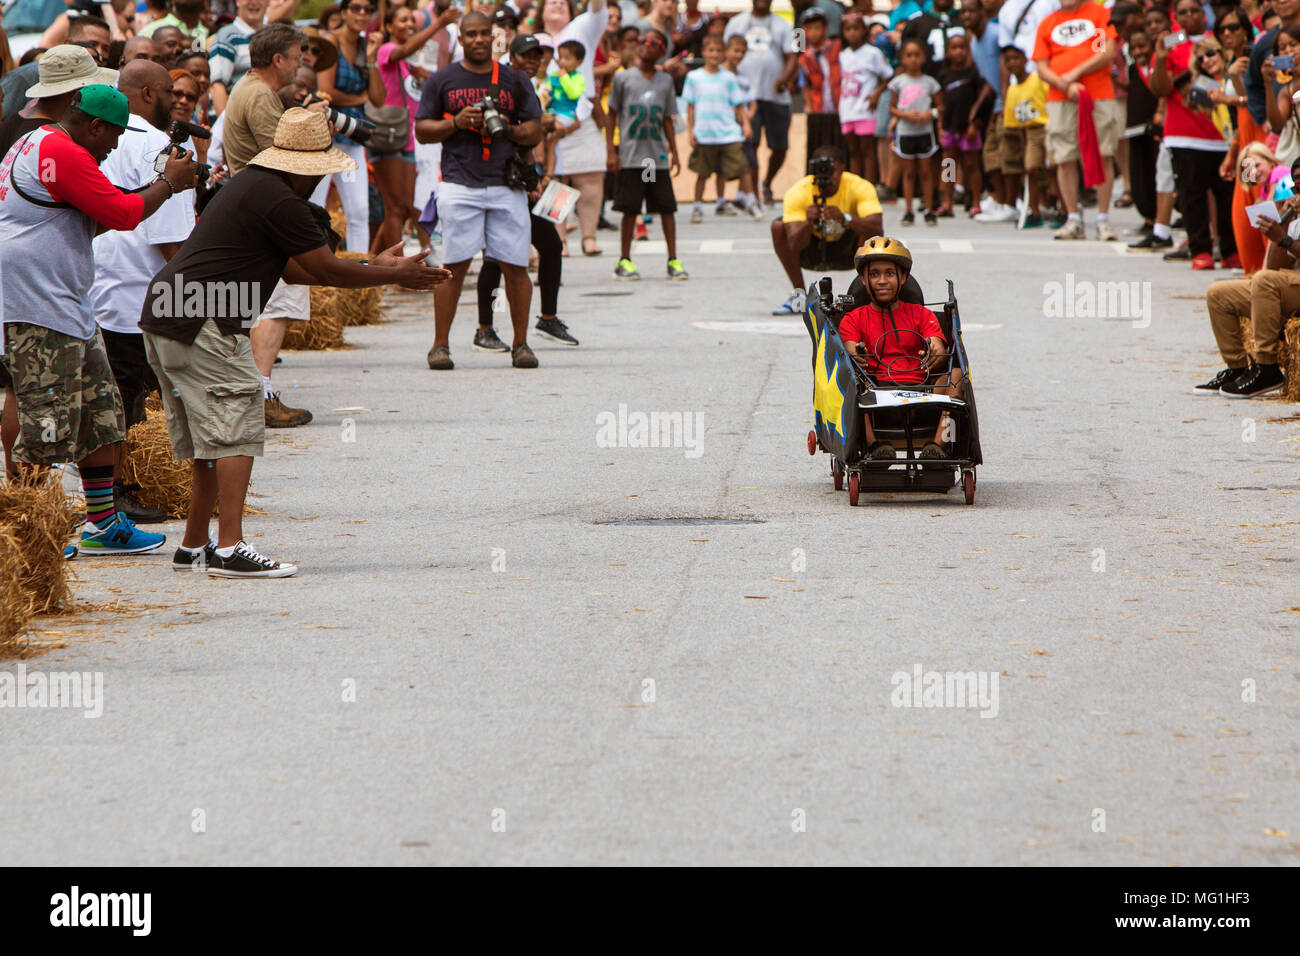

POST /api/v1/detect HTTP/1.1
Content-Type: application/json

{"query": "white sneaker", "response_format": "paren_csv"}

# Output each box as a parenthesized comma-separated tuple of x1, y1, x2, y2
(1096, 221, 1118, 242)
(978, 195, 999, 215)
(1054, 219, 1086, 240)
(772, 289, 806, 315)
(974, 204, 1018, 223)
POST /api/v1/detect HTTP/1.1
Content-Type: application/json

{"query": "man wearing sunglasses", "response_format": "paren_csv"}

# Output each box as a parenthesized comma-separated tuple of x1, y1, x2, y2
(88, 60, 201, 522)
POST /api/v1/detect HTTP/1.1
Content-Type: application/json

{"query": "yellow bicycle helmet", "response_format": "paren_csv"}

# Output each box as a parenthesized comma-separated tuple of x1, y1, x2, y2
(853, 236, 913, 276)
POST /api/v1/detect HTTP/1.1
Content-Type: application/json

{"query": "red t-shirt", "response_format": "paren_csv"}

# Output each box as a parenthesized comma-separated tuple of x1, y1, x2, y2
(36, 125, 145, 230)
(1160, 40, 1224, 144)
(1032, 2, 1117, 103)
(839, 300, 944, 385)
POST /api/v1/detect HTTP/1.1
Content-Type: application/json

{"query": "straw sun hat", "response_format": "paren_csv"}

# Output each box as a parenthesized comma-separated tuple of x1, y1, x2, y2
(248, 108, 357, 176)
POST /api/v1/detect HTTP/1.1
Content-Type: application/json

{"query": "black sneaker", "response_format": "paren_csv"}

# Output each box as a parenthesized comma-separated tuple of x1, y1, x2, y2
(472, 326, 510, 352)
(1163, 241, 1191, 261)
(209, 540, 298, 578)
(171, 540, 217, 572)
(535, 317, 579, 346)
(900, 211, 916, 226)
(1219, 363, 1285, 398)
(1129, 233, 1173, 251)
(114, 481, 167, 524)
(924, 210, 938, 226)
(1193, 366, 1249, 394)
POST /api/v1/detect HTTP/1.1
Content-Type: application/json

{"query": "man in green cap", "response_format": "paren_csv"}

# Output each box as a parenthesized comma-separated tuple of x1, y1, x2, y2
(0, 84, 200, 559)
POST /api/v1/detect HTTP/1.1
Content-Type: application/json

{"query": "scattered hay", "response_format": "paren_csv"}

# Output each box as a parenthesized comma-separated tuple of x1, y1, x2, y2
(1239, 316, 1255, 359)
(0, 478, 76, 654)
(1283, 317, 1300, 403)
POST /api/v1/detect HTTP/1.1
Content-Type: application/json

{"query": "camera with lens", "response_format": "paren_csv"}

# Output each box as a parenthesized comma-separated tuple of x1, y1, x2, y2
(154, 118, 211, 182)
(301, 94, 375, 145)
(810, 154, 837, 193)
(474, 95, 510, 142)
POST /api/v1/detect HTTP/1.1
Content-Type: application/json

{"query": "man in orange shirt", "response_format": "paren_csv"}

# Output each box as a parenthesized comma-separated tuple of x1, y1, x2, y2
(1033, 0, 1120, 241)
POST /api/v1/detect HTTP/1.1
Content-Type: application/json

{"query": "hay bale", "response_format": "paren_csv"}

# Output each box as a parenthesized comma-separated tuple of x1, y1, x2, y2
(283, 303, 346, 349)
(0, 526, 36, 651)
(120, 413, 193, 519)
(328, 205, 348, 241)
(1283, 316, 1300, 402)
(307, 251, 387, 328)
(0, 479, 75, 641)
(1239, 316, 1255, 359)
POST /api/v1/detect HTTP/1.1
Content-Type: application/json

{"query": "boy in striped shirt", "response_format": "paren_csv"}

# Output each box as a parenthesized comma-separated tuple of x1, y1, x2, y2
(682, 34, 755, 222)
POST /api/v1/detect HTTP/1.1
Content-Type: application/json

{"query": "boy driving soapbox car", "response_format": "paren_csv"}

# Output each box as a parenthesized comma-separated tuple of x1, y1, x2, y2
(804, 236, 983, 506)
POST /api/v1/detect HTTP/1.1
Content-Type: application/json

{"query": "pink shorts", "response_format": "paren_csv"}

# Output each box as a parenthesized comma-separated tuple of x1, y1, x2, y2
(940, 129, 982, 152)
(841, 118, 877, 136)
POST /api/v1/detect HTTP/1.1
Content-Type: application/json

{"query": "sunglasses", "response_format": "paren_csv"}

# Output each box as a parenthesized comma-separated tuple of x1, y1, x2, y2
(1220, 20, 1245, 31)
(346, 3, 374, 13)
(641, 36, 665, 48)
(309, 45, 323, 56)
(173, 89, 198, 100)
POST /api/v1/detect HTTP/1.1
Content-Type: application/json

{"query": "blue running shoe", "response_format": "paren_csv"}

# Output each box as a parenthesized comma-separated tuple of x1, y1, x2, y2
(65, 545, 78, 560)
(772, 290, 805, 315)
(79, 512, 166, 556)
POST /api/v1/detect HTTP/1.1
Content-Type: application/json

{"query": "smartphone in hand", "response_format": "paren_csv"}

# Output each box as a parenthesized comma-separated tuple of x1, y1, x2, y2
(1163, 31, 1188, 49)
(1275, 54, 1296, 71)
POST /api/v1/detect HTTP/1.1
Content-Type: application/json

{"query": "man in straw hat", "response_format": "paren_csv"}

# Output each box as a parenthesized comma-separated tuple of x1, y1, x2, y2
(140, 107, 449, 579)
(0, 83, 200, 561)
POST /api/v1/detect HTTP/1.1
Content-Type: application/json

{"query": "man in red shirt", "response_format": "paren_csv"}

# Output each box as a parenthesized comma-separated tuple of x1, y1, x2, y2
(1033, 0, 1121, 241)
(838, 237, 961, 463)
(1149, 0, 1238, 270)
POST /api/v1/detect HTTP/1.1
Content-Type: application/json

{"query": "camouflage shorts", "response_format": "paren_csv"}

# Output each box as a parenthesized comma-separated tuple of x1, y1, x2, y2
(0, 323, 125, 465)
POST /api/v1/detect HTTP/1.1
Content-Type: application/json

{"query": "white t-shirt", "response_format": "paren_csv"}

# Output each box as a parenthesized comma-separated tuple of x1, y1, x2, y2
(91, 123, 196, 334)
(837, 43, 892, 123)
(723, 12, 796, 106)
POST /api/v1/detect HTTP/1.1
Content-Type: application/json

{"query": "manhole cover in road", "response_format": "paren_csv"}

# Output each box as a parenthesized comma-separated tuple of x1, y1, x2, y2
(596, 517, 767, 526)
(580, 291, 635, 297)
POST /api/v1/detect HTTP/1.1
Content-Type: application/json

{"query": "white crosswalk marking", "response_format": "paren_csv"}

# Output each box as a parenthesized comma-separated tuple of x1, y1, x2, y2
(938, 239, 974, 253)
(699, 239, 735, 254)
(636, 240, 668, 255)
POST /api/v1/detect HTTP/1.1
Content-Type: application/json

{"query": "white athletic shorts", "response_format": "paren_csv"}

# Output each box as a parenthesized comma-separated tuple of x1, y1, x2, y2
(1156, 143, 1175, 194)
(437, 181, 531, 267)
(254, 279, 311, 324)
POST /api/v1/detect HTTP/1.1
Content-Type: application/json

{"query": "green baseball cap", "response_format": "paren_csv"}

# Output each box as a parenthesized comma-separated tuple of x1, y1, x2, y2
(74, 84, 144, 132)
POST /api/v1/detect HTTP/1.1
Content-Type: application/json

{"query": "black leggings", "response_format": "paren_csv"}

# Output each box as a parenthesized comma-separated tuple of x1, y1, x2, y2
(477, 213, 562, 327)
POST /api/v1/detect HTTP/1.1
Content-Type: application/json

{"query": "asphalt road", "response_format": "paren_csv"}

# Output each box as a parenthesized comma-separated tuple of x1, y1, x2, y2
(4, 202, 1298, 866)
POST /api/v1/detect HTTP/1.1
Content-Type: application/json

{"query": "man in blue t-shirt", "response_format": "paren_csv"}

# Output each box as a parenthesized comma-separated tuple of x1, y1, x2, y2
(415, 11, 543, 371)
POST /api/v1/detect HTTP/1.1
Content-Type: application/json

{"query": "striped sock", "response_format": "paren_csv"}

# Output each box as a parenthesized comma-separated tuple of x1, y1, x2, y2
(81, 465, 116, 526)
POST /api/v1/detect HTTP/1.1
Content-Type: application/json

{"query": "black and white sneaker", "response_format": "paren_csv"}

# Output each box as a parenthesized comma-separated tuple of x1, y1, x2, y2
(209, 541, 299, 578)
(535, 316, 579, 346)
(1219, 363, 1285, 398)
(472, 327, 510, 352)
(1192, 366, 1248, 394)
(171, 540, 217, 572)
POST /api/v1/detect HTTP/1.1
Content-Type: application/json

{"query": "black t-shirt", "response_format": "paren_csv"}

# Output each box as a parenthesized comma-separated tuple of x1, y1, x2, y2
(139, 166, 330, 344)
(937, 65, 985, 132)
(0, 113, 46, 159)
(901, 13, 955, 77)
(414, 61, 541, 188)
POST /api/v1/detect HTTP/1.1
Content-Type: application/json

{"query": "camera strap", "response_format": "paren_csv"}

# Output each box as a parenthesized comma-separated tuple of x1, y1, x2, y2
(443, 60, 501, 161)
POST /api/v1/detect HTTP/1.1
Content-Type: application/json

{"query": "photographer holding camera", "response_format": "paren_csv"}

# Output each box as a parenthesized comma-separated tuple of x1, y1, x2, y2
(769, 145, 883, 315)
(415, 10, 544, 371)
(87, 60, 203, 523)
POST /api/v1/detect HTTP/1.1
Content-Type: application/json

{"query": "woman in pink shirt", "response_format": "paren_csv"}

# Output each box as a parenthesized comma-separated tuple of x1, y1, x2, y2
(372, 2, 460, 252)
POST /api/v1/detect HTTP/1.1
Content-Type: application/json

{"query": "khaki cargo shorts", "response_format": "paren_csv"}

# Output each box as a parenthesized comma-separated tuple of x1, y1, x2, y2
(1, 322, 125, 466)
(688, 141, 751, 180)
(143, 318, 264, 461)
(1046, 97, 1121, 165)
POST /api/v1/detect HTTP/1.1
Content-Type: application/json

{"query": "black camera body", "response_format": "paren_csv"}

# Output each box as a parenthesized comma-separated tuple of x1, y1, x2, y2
(809, 154, 837, 196)
(155, 118, 211, 182)
(475, 95, 509, 141)
(301, 94, 375, 145)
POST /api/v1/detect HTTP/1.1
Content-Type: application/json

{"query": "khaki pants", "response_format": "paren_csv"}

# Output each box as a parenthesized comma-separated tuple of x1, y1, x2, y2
(1205, 270, 1300, 365)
